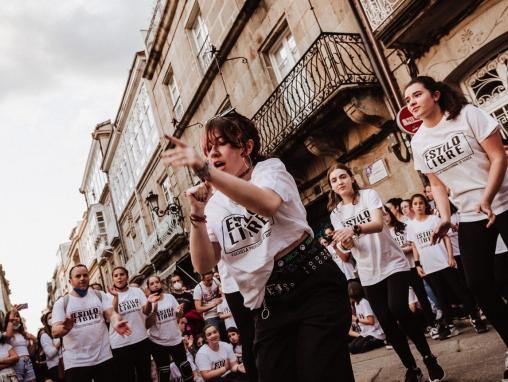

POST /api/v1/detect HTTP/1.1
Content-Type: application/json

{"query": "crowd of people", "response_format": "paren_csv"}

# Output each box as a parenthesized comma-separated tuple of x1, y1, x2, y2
(1, 75, 507, 382)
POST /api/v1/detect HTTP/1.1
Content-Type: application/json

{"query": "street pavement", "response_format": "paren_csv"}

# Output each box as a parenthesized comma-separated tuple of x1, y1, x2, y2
(351, 321, 506, 381)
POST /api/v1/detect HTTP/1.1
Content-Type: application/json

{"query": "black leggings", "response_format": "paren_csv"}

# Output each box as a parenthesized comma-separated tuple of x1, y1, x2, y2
(494, 251, 508, 301)
(150, 340, 189, 382)
(348, 335, 385, 354)
(254, 261, 354, 382)
(111, 338, 152, 382)
(363, 271, 432, 369)
(458, 210, 508, 347)
(408, 267, 435, 326)
(65, 358, 115, 382)
(225, 292, 258, 382)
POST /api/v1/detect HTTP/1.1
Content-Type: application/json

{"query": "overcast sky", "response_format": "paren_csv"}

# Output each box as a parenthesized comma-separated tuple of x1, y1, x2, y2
(0, 0, 154, 332)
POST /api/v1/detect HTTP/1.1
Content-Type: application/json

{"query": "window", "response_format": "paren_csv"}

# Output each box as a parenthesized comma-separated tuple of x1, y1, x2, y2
(191, 13, 212, 72)
(160, 176, 173, 204)
(463, 49, 508, 142)
(166, 71, 184, 120)
(269, 31, 299, 82)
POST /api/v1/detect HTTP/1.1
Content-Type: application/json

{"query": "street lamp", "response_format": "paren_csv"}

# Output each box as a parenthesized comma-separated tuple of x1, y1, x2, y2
(145, 191, 183, 221)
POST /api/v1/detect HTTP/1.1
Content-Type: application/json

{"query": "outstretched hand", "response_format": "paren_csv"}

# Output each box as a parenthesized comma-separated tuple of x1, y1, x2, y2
(161, 135, 206, 171)
(114, 319, 132, 337)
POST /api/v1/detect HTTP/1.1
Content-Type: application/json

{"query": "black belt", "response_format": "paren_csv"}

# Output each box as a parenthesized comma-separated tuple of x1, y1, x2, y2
(265, 235, 331, 298)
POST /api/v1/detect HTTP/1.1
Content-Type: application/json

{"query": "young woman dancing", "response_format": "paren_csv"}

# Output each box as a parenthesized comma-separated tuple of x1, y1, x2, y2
(161, 110, 353, 382)
(328, 163, 444, 382)
(405, 76, 508, 380)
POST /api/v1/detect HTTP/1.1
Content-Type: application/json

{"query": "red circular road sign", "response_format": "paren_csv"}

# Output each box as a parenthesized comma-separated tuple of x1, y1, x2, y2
(396, 106, 423, 135)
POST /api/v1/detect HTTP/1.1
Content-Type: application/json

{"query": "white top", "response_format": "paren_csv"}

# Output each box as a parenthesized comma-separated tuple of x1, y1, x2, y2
(408, 287, 419, 305)
(411, 104, 508, 222)
(389, 226, 415, 267)
(108, 287, 148, 349)
(217, 260, 239, 294)
(217, 299, 237, 329)
(40, 332, 60, 369)
(496, 235, 508, 255)
(330, 189, 410, 286)
(0, 343, 15, 375)
(355, 298, 385, 340)
(195, 342, 236, 372)
(448, 213, 460, 257)
(406, 215, 450, 275)
(193, 280, 221, 320)
(148, 293, 182, 347)
(205, 158, 312, 309)
(52, 291, 112, 369)
(327, 245, 358, 280)
(9, 333, 29, 357)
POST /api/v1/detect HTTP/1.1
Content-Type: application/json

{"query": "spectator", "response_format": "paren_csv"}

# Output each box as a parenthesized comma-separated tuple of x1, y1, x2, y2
(0, 330, 19, 380)
(226, 328, 242, 364)
(217, 293, 236, 331)
(400, 199, 415, 222)
(386, 198, 404, 223)
(39, 311, 62, 382)
(170, 275, 194, 315)
(193, 272, 225, 340)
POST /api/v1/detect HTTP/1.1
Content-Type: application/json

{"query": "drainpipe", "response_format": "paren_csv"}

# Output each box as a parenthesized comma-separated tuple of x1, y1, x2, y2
(349, 0, 404, 115)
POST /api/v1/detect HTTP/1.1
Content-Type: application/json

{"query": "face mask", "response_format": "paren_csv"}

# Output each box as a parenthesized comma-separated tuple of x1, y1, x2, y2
(12, 322, 21, 330)
(73, 287, 88, 297)
(173, 282, 183, 291)
(47, 317, 53, 326)
(152, 288, 163, 296)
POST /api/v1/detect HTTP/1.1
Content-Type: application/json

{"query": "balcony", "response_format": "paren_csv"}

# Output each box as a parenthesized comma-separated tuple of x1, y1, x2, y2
(125, 245, 150, 282)
(143, 213, 186, 266)
(359, 0, 482, 53)
(252, 33, 377, 156)
(145, 0, 166, 54)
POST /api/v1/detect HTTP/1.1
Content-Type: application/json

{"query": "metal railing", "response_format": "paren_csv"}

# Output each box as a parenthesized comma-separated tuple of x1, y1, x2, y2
(359, 0, 406, 31)
(252, 33, 377, 156)
(145, 0, 166, 53)
(143, 213, 185, 261)
(125, 245, 150, 277)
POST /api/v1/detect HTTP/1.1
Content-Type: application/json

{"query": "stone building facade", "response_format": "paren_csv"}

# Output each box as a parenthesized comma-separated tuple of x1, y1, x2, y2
(0, 265, 12, 322)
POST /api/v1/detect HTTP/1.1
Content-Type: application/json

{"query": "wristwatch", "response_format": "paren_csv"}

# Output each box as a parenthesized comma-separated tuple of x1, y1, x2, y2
(353, 224, 362, 236)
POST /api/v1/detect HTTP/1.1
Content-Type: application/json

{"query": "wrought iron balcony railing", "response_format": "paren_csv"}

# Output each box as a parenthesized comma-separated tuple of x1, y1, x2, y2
(359, 0, 406, 32)
(252, 33, 377, 156)
(143, 213, 185, 262)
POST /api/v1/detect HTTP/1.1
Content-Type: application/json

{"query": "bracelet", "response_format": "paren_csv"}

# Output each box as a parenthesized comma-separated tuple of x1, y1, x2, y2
(193, 161, 211, 182)
(190, 213, 207, 223)
(414, 260, 421, 267)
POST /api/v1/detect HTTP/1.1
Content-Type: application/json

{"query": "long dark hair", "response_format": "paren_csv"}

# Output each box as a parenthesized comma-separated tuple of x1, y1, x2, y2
(327, 163, 361, 212)
(3, 310, 28, 339)
(405, 76, 468, 121)
(202, 111, 265, 165)
(384, 205, 406, 234)
(41, 311, 53, 338)
(411, 193, 433, 215)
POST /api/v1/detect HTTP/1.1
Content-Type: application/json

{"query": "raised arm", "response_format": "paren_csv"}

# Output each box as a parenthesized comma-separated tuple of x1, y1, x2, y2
(0, 348, 19, 367)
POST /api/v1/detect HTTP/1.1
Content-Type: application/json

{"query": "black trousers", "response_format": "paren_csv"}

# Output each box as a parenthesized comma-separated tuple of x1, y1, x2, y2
(348, 335, 385, 354)
(150, 340, 188, 382)
(408, 267, 435, 326)
(494, 251, 508, 301)
(254, 261, 354, 382)
(225, 292, 258, 382)
(65, 358, 115, 382)
(424, 267, 479, 325)
(47, 366, 62, 382)
(364, 271, 432, 370)
(458, 210, 508, 346)
(111, 338, 152, 382)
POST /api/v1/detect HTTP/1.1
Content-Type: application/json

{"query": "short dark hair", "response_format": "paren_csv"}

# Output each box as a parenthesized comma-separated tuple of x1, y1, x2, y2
(226, 327, 239, 335)
(348, 280, 365, 303)
(112, 266, 129, 277)
(69, 264, 88, 279)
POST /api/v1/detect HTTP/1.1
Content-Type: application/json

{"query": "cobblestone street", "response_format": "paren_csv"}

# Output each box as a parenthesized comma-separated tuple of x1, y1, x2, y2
(352, 321, 506, 382)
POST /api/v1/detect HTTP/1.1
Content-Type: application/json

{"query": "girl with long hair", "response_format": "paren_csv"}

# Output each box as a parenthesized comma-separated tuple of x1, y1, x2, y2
(328, 163, 444, 382)
(407, 194, 487, 339)
(0, 328, 19, 382)
(3, 307, 36, 382)
(383, 205, 436, 333)
(161, 110, 353, 382)
(145, 275, 192, 382)
(405, 76, 508, 380)
(39, 311, 62, 382)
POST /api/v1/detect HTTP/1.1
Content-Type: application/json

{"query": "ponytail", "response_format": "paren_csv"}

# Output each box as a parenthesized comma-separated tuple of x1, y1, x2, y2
(405, 76, 468, 121)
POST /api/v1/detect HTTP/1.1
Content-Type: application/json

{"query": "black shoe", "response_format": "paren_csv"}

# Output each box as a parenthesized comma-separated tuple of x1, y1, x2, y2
(424, 355, 446, 382)
(470, 318, 489, 333)
(404, 367, 424, 382)
(438, 324, 459, 340)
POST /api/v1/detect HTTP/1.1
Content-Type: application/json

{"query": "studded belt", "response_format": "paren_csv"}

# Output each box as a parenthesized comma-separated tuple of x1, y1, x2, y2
(265, 235, 331, 298)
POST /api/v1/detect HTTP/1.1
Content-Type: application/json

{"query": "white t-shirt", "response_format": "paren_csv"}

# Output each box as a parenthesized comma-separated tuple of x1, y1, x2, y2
(205, 158, 313, 309)
(327, 245, 358, 280)
(195, 342, 236, 372)
(411, 104, 508, 222)
(355, 298, 385, 340)
(496, 235, 508, 255)
(330, 189, 410, 286)
(217, 260, 239, 294)
(448, 213, 460, 257)
(9, 333, 29, 357)
(406, 215, 450, 275)
(193, 281, 221, 320)
(52, 291, 112, 369)
(108, 287, 148, 349)
(40, 332, 61, 369)
(217, 299, 236, 329)
(0, 343, 15, 376)
(148, 293, 182, 347)
(389, 226, 415, 267)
